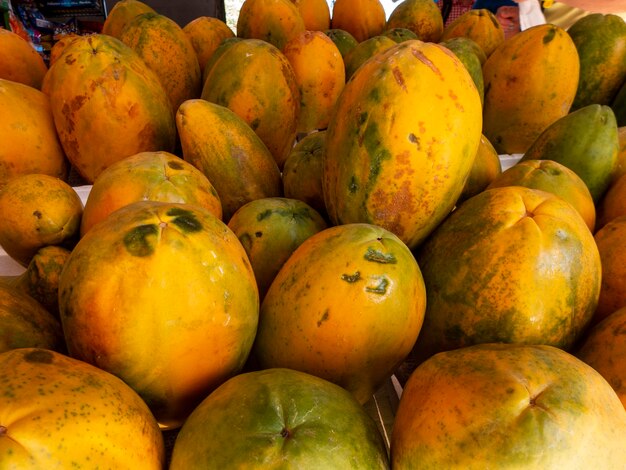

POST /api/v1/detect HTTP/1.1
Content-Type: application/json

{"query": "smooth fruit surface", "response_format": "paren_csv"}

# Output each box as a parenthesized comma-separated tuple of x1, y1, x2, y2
(593, 216, 626, 323)
(170, 368, 390, 469)
(0, 283, 64, 354)
(0, 174, 82, 267)
(80, 150, 222, 236)
(392, 343, 626, 468)
(0, 28, 47, 89)
(0, 78, 68, 186)
(577, 306, 626, 408)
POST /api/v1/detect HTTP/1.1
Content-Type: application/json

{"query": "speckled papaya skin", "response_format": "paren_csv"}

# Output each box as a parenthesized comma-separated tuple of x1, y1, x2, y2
(392, 343, 626, 469)
(411, 186, 601, 364)
(0, 347, 165, 468)
(58, 201, 259, 429)
(323, 40, 482, 250)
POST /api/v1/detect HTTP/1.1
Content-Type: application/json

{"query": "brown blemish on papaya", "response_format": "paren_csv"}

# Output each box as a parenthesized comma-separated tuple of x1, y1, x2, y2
(341, 271, 361, 282)
(33, 210, 42, 219)
(71, 95, 88, 112)
(23, 349, 54, 364)
(255, 231, 263, 237)
(128, 103, 140, 119)
(411, 48, 442, 79)
(0, 425, 6, 436)
(167, 160, 184, 170)
(317, 309, 329, 327)
(408, 133, 418, 144)
(392, 67, 407, 92)
(364, 247, 397, 264)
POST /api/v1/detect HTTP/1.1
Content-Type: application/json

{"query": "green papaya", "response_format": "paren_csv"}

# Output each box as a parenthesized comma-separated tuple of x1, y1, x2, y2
(520, 104, 619, 202)
(568, 13, 626, 111)
(611, 79, 626, 127)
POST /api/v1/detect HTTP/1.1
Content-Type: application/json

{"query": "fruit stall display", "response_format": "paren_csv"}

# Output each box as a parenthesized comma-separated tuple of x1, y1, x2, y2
(1, 0, 626, 467)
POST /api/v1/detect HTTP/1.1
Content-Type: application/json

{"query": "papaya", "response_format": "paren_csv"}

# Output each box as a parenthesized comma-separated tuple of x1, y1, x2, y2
(458, 134, 501, 203)
(1, 245, 71, 319)
(597, 173, 626, 230)
(291, 0, 331, 31)
(577, 306, 626, 408)
(392, 343, 626, 468)
(440, 9, 504, 57)
(0, 28, 47, 90)
(80, 151, 223, 236)
(0, 348, 165, 468)
(331, 0, 386, 42)
(323, 40, 482, 249)
(0, 283, 64, 354)
(487, 159, 596, 232)
(236, 0, 305, 49)
(176, 99, 283, 221)
(482, 24, 580, 155)
(343, 35, 397, 80)
(58, 201, 260, 429)
(227, 197, 327, 299)
(385, 0, 444, 43)
(440, 36, 484, 105)
(324, 28, 358, 58)
(183, 16, 235, 74)
(568, 13, 626, 111)
(169, 368, 389, 469)
(42, 34, 176, 184)
(282, 30, 345, 133)
(48, 33, 80, 66)
(520, 104, 619, 203)
(282, 130, 327, 217)
(409, 186, 601, 365)
(101, 0, 155, 39)
(0, 79, 68, 187)
(383, 28, 419, 43)
(119, 12, 202, 113)
(201, 38, 300, 169)
(0, 174, 82, 267)
(253, 223, 426, 404)
(592, 216, 626, 323)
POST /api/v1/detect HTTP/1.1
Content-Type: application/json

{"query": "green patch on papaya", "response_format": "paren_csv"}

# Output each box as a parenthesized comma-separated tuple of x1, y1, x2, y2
(257, 209, 273, 221)
(238, 232, 252, 251)
(543, 28, 556, 44)
(317, 309, 330, 327)
(341, 271, 361, 282)
(366, 276, 389, 295)
(124, 224, 158, 257)
(23, 349, 54, 364)
(364, 247, 397, 264)
(167, 208, 203, 233)
(369, 87, 381, 103)
(362, 121, 392, 190)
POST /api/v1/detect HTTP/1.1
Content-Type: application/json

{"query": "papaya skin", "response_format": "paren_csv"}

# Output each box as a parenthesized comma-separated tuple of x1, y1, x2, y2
(323, 40, 482, 249)
(482, 24, 580, 154)
(0, 79, 69, 187)
(176, 99, 282, 221)
(42, 34, 176, 183)
(0, 28, 48, 89)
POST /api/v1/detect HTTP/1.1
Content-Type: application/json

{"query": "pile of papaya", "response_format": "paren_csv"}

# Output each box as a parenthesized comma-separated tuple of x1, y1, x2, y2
(1, 0, 626, 467)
